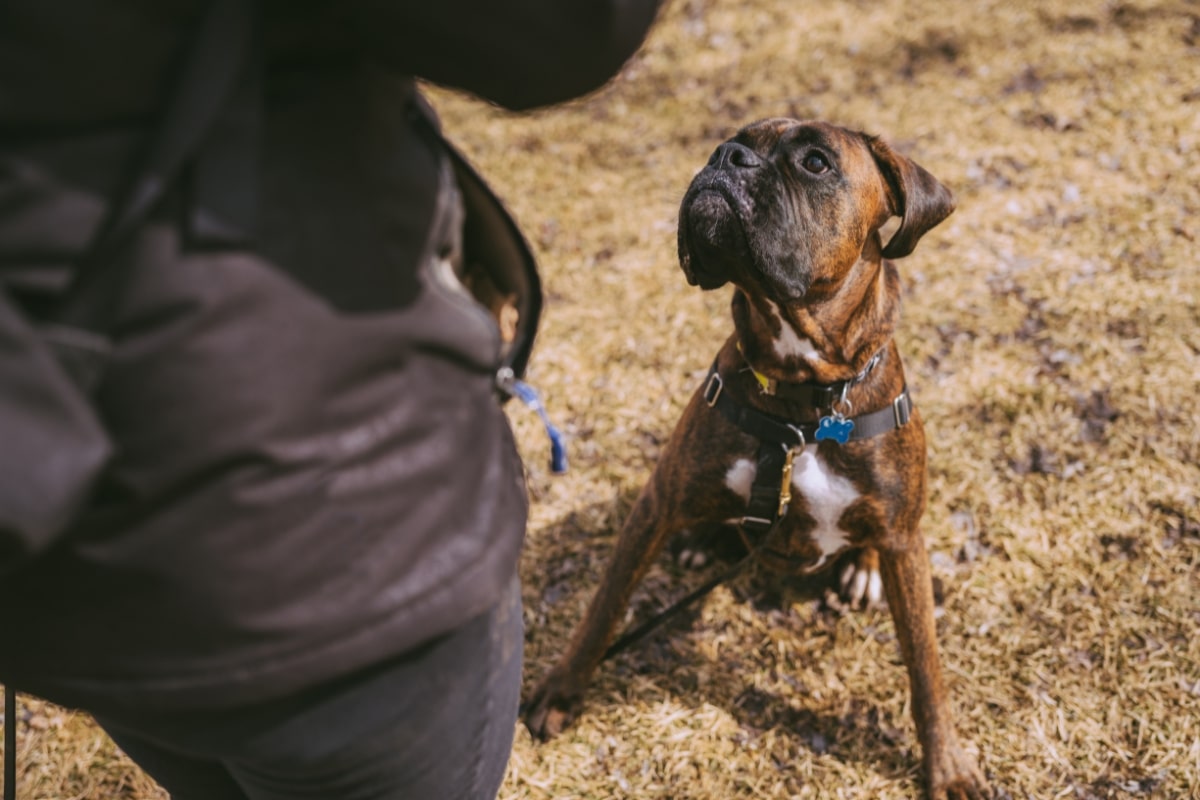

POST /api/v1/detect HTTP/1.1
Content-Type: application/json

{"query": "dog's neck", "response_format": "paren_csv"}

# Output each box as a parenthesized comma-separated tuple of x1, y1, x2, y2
(732, 234, 900, 387)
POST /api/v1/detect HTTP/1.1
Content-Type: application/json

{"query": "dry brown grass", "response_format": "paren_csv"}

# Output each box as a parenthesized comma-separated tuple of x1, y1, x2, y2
(4, 0, 1199, 797)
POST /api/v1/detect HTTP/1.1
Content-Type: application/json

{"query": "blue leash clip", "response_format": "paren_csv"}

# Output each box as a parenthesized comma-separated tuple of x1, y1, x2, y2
(497, 368, 569, 474)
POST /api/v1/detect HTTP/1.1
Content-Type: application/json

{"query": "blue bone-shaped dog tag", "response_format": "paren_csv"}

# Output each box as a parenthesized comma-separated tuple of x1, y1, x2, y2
(815, 415, 854, 444)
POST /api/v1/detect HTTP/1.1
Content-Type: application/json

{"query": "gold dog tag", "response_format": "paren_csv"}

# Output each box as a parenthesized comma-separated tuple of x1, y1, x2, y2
(778, 447, 798, 517)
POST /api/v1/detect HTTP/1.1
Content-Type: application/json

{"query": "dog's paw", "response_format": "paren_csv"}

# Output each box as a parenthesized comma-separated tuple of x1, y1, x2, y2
(933, 780, 993, 800)
(672, 522, 747, 570)
(837, 547, 884, 610)
(676, 541, 710, 569)
(928, 742, 991, 800)
(521, 669, 585, 741)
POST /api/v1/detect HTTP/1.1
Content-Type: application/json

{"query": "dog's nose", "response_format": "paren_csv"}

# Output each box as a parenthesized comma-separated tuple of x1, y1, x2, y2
(709, 142, 762, 170)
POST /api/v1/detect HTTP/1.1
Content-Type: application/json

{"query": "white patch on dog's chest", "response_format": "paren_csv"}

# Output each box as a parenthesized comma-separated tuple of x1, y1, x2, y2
(723, 448, 858, 570)
(724, 458, 757, 502)
(791, 445, 859, 569)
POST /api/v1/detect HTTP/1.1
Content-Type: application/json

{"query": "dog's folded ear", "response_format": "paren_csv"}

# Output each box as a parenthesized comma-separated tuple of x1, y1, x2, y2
(866, 136, 955, 260)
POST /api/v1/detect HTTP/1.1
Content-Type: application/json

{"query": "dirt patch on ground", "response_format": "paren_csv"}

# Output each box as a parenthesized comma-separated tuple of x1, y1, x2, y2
(4, 0, 1198, 797)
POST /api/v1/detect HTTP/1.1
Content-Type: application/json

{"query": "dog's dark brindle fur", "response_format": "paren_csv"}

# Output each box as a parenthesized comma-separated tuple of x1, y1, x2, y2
(524, 119, 990, 800)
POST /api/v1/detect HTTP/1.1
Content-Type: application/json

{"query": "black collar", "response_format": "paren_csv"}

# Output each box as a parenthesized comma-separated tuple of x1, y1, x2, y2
(738, 345, 884, 408)
(703, 362, 912, 448)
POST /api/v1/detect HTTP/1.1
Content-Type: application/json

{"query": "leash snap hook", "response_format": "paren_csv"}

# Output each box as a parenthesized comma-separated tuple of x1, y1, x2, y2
(777, 425, 804, 517)
(777, 447, 797, 518)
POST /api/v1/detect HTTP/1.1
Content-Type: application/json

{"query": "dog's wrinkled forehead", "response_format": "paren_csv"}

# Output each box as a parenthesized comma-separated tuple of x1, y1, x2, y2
(732, 118, 849, 154)
(725, 118, 883, 192)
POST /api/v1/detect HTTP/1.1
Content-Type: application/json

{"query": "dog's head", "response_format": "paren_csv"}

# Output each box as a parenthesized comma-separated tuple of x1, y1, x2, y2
(677, 119, 954, 302)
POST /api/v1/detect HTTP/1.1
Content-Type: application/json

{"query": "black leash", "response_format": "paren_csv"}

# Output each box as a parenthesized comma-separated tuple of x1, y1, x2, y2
(601, 553, 755, 663)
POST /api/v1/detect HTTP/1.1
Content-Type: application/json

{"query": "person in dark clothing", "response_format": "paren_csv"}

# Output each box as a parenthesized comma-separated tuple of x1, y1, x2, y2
(0, 2, 663, 798)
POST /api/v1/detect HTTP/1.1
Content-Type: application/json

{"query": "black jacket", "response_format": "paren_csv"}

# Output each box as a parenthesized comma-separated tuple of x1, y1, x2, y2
(0, 0, 661, 714)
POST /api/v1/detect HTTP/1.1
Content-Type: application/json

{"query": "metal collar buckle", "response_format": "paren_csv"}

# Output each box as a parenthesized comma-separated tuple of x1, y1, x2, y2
(893, 391, 912, 428)
(704, 371, 724, 407)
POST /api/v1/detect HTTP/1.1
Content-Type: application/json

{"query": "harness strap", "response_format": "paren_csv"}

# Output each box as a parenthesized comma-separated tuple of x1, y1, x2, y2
(703, 369, 804, 446)
(742, 443, 790, 538)
(703, 360, 913, 540)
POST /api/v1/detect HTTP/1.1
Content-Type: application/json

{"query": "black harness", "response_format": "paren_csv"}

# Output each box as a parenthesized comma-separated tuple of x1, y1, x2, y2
(600, 351, 914, 663)
(701, 355, 913, 541)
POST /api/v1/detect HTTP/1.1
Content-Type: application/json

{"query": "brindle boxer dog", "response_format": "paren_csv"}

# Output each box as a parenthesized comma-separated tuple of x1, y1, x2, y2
(523, 119, 989, 799)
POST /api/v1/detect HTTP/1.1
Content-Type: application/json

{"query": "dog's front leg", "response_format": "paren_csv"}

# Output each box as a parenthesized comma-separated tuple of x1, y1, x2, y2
(878, 536, 990, 800)
(523, 474, 679, 740)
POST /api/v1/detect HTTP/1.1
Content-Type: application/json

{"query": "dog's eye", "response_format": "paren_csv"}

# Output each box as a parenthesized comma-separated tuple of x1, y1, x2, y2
(802, 152, 831, 175)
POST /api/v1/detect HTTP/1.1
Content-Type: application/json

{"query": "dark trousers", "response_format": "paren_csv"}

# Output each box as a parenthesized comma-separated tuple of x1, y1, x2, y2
(95, 577, 523, 800)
